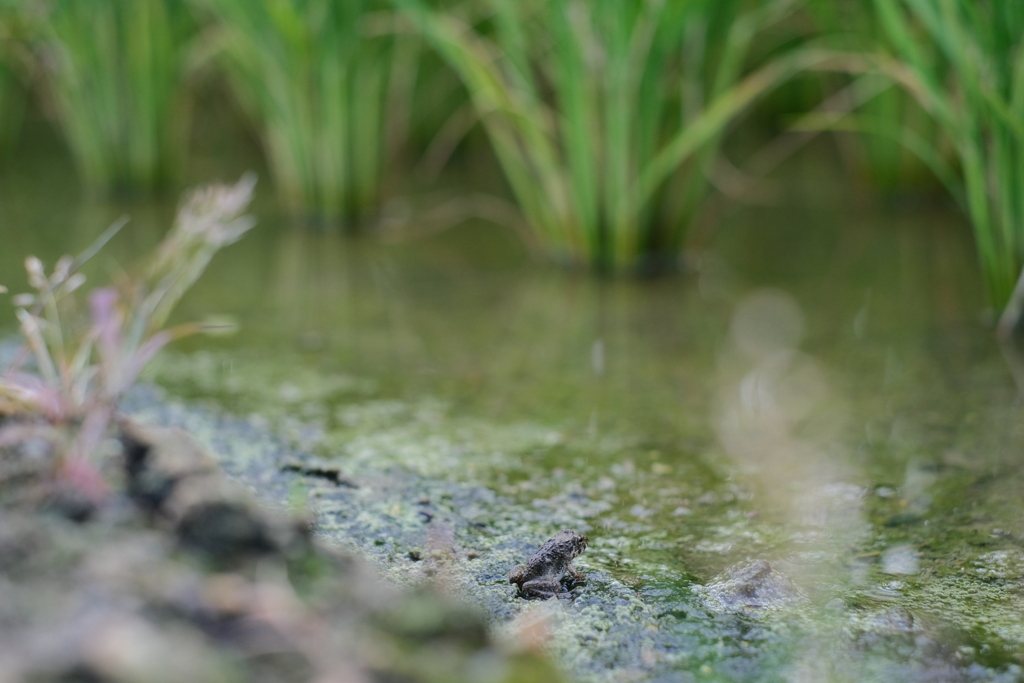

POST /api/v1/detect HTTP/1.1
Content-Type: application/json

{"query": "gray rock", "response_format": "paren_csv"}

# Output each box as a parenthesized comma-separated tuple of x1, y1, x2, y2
(696, 559, 805, 613)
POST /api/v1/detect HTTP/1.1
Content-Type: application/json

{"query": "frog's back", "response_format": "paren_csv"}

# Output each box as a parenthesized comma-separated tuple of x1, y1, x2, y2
(532, 529, 587, 571)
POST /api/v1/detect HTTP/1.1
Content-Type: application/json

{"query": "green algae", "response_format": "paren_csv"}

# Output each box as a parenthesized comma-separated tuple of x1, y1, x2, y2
(133, 333, 1024, 681)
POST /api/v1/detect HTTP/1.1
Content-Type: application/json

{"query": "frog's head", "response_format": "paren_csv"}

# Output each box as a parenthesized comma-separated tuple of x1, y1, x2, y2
(556, 529, 589, 558)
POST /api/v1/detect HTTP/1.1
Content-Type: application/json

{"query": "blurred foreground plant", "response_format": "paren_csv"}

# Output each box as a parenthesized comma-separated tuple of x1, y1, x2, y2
(25, 0, 194, 193)
(200, 0, 410, 224)
(396, 0, 838, 272)
(0, 174, 256, 501)
(869, 0, 1024, 325)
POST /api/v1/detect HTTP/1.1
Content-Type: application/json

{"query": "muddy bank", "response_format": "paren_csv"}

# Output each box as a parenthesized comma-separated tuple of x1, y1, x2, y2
(121, 383, 1023, 683)
(122, 384, 676, 681)
(0, 405, 559, 682)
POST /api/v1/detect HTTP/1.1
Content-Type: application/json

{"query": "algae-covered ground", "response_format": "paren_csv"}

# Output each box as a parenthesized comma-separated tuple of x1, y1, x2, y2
(129, 318, 1024, 682)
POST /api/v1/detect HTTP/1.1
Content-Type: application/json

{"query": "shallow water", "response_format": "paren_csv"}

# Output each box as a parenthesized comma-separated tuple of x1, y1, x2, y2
(3, 142, 1024, 681)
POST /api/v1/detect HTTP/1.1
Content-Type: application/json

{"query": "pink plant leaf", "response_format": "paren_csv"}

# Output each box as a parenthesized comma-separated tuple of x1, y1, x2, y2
(59, 456, 109, 505)
(71, 403, 112, 463)
(89, 287, 123, 367)
(114, 330, 173, 396)
(0, 371, 71, 421)
(1, 370, 47, 393)
(61, 402, 113, 505)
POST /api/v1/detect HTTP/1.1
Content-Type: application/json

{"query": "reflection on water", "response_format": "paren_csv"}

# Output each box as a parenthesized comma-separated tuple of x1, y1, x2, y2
(4, 157, 1024, 678)
(717, 287, 864, 579)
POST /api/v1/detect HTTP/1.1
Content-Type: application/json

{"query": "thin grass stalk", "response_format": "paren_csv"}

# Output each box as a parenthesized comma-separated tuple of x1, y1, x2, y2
(32, 0, 192, 194)
(202, 0, 400, 225)
(857, 82, 943, 190)
(397, 0, 816, 272)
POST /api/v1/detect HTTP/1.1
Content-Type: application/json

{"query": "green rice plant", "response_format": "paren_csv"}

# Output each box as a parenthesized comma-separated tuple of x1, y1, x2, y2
(199, 0, 405, 224)
(394, 0, 837, 272)
(869, 0, 1024, 318)
(798, 0, 945, 193)
(852, 82, 944, 192)
(28, 0, 193, 194)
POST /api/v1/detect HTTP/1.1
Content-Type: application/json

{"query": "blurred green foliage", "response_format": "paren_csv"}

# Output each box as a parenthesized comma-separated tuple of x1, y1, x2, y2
(804, 0, 946, 193)
(395, 0, 818, 272)
(871, 0, 1024, 310)
(0, 0, 1021, 312)
(197, 0, 407, 224)
(23, 0, 194, 194)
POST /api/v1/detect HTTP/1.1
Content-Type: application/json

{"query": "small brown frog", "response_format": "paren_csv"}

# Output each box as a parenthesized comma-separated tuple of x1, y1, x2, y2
(509, 529, 589, 599)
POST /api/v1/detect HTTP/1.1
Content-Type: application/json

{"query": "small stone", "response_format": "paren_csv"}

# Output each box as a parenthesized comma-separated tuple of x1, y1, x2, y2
(881, 545, 919, 575)
(630, 504, 653, 518)
(696, 559, 805, 613)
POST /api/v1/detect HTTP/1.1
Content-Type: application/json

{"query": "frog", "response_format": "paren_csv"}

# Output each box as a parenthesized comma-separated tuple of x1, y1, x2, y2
(509, 529, 589, 599)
